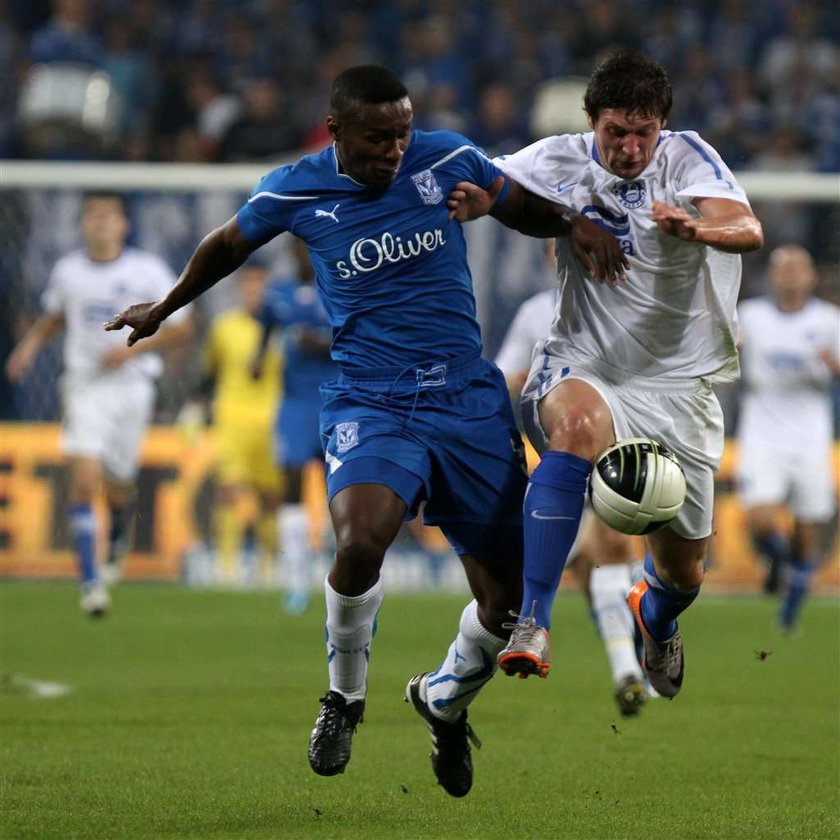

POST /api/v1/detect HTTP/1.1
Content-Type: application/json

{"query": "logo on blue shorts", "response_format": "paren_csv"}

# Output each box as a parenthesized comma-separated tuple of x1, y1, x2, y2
(335, 422, 360, 453)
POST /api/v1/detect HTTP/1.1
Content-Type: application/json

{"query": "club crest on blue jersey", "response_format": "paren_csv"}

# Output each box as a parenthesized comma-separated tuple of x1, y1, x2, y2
(335, 421, 360, 453)
(613, 180, 646, 209)
(411, 169, 444, 205)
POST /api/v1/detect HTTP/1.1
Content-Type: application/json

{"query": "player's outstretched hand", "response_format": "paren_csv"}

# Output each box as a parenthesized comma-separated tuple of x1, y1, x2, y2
(104, 302, 163, 346)
(651, 200, 699, 242)
(447, 175, 505, 221)
(571, 216, 629, 286)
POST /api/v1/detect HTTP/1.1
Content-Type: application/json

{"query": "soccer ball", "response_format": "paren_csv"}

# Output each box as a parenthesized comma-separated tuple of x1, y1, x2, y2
(589, 438, 686, 535)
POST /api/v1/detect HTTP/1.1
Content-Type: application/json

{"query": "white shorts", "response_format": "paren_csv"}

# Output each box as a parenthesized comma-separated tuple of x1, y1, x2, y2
(737, 441, 836, 521)
(62, 371, 155, 482)
(522, 350, 724, 540)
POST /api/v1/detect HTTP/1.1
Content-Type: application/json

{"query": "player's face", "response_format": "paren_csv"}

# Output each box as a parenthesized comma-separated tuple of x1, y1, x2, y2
(80, 197, 129, 251)
(589, 109, 664, 180)
(328, 98, 413, 189)
(769, 248, 817, 302)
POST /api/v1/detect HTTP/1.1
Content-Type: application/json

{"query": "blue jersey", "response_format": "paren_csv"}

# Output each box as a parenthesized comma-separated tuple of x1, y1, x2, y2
(237, 130, 509, 370)
(258, 281, 337, 398)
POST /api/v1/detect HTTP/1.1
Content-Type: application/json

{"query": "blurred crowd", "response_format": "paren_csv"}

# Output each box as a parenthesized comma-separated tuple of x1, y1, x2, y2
(2, 0, 838, 427)
(3, 0, 839, 171)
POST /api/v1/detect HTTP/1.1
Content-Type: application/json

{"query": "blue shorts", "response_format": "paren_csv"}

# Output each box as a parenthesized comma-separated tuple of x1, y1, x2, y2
(276, 395, 323, 468)
(320, 353, 527, 557)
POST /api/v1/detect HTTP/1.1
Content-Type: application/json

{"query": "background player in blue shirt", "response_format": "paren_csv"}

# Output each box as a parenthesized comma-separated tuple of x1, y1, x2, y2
(252, 237, 337, 615)
(106, 65, 626, 797)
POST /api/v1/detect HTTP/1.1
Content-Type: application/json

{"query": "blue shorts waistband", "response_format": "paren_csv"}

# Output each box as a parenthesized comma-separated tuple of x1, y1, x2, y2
(337, 351, 484, 390)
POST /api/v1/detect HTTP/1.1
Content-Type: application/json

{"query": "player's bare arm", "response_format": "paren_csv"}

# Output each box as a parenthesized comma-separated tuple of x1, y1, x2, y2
(105, 216, 255, 346)
(5, 312, 65, 382)
(448, 175, 629, 285)
(651, 198, 763, 253)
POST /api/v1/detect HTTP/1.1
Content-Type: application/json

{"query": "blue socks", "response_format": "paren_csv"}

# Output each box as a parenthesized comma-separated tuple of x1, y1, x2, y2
(752, 530, 789, 593)
(780, 556, 816, 630)
(752, 530, 789, 568)
(640, 554, 700, 642)
(521, 451, 591, 628)
(69, 503, 98, 588)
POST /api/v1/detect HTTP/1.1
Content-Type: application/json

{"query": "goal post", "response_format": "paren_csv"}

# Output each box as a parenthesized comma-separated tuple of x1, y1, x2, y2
(2, 160, 838, 199)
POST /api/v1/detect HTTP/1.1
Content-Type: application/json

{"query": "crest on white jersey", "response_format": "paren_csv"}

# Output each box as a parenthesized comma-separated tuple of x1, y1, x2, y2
(335, 421, 359, 453)
(613, 180, 646, 209)
(411, 170, 443, 205)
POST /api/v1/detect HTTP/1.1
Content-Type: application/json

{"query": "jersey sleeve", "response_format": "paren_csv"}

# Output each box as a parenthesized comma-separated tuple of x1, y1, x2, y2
(236, 166, 297, 247)
(671, 132, 750, 206)
(433, 132, 512, 206)
(493, 138, 564, 205)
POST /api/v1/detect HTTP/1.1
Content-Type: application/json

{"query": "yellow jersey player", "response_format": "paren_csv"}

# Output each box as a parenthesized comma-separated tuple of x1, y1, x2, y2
(191, 263, 282, 584)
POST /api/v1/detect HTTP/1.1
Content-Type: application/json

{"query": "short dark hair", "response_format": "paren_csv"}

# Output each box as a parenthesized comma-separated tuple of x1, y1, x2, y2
(81, 190, 129, 215)
(329, 65, 409, 115)
(584, 49, 673, 122)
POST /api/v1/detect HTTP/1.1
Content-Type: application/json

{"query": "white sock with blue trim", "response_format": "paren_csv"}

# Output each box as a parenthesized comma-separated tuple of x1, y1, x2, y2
(591, 563, 643, 685)
(280, 504, 310, 597)
(425, 600, 506, 722)
(324, 577, 383, 702)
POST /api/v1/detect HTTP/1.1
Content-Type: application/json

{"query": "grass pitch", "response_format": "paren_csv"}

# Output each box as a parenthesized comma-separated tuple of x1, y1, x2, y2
(1, 582, 838, 839)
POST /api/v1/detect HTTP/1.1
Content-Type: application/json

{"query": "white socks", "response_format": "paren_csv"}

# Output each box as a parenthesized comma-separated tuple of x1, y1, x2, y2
(590, 564, 643, 684)
(324, 577, 384, 701)
(425, 600, 506, 722)
(280, 504, 310, 597)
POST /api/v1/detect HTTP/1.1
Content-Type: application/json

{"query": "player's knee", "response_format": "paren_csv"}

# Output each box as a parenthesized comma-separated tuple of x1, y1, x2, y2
(105, 482, 136, 509)
(545, 406, 609, 460)
(68, 475, 98, 504)
(332, 534, 388, 590)
(745, 506, 779, 535)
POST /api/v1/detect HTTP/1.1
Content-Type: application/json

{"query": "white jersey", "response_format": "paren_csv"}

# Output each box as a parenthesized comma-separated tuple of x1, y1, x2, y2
(495, 130, 750, 383)
(736, 295, 840, 449)
(41, 247, 184, 380)
(495, 288, 557, 377)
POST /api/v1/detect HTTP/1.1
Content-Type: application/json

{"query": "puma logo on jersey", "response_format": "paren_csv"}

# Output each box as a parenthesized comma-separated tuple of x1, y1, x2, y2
(315, 204, 341, 223)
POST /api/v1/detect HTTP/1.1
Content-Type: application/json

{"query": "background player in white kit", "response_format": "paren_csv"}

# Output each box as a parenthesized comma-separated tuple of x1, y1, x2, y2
(495, 242, 649, 717)
(450, 49, 764, 698)
(736, 244, 840, 632)
(6, 192, 191, 616)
